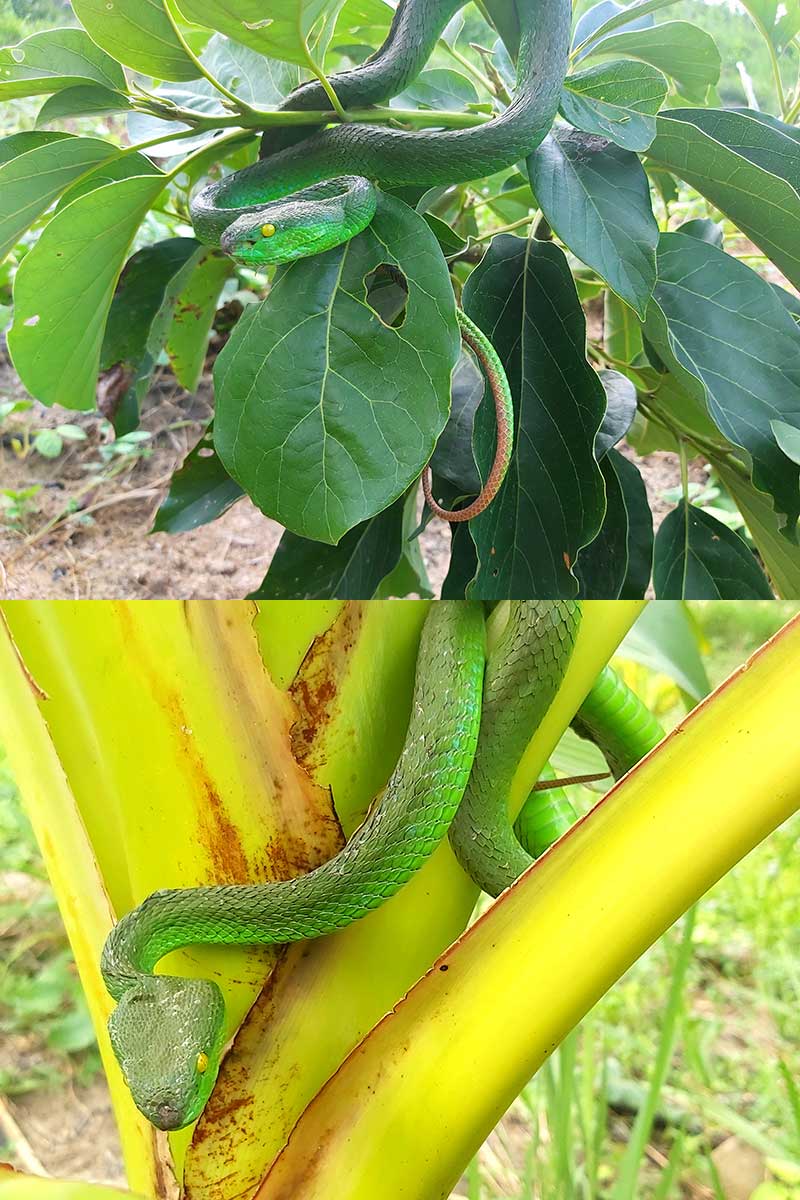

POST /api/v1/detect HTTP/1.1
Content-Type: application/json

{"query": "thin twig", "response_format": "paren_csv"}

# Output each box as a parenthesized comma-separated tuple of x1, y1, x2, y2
(0, 1094, 48, 1177)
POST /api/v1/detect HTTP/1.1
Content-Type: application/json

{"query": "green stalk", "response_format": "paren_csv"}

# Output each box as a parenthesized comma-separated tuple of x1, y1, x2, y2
(651, 1131, 687, 1200)
(609, 906, 698, 1200)
(162, 0, 256, 116)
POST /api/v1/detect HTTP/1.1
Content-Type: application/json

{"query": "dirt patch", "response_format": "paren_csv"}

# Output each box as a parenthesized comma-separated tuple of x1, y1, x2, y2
(0, 346, 688, 601)
(1, 1077, 124, 1187)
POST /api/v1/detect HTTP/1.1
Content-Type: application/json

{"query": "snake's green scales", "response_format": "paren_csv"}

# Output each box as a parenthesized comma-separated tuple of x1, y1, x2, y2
(102, 602, 664, 1131)
(188, 0, 571, 522)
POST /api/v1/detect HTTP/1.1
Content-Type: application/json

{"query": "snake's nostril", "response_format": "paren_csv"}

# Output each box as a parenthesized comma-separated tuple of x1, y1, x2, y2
(156, 1102, 182, 1130)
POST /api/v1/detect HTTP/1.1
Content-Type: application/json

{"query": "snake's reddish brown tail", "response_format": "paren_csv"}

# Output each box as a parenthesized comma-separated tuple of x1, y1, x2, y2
(423, 309, 514, 523)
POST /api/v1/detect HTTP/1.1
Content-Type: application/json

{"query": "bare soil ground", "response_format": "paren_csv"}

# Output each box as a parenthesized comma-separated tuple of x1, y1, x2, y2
(0, 347, 696, 601)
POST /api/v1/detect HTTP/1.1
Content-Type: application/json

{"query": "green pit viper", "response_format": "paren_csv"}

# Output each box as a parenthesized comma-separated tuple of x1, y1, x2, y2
(189, 0, 572, 522)
(102, 602, 664, 1131)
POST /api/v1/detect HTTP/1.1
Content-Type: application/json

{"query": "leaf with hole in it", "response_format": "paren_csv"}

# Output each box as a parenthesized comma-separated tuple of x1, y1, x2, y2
(528, 128, 658, 316)
(654, 501, 774, 598)
(176, 0, 345, 66)
(560, 60, 667, 151)
(586, 21, 720, 102)
(643, 232, 800, 539)
(0, 27, 126, 100)
(0, 135, 118, 261)
(152, 430, 244, 533)
(575, 448, 653, 599)
(648, 109, 800, 290)
(166, 249, 231, 393)
(251, 489, 415, 599)
(8, 173, 167, 411)
(458, 236, 605, 598)
(214, 192, 459, 546)
(72, 0, 198, 81)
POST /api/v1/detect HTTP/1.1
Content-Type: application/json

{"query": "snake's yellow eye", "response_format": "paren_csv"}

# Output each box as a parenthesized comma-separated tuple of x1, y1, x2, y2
(196, 1052, 209, 1074)
(261, 223, 276, 238)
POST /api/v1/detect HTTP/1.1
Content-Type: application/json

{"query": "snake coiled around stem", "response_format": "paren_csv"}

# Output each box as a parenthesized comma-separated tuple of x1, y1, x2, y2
(189, 0, 572, 522)
(103, 602, 664, 1131)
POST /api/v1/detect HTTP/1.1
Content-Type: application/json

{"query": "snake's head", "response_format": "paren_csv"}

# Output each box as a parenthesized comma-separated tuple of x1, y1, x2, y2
(108, 976, 225, 1130)
(220, 205, 347, 266)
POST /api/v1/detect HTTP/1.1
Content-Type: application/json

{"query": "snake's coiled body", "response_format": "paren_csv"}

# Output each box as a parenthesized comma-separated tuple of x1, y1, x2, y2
(103, 602, 664, 1132)
(190, 0, 570, 254)
(102, 602, 486, 1130)
(190, 0, 571, 522)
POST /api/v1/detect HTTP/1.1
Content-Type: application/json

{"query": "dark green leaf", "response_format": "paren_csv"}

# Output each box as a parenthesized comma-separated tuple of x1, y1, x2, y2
(423, 214, 467, 257)
(528, 128, 658, 315)
(677, 217, 723, 247)
(442, 525, 478, 599)
(480, 0, 522, 58)
(596, 369, 637, 457)
(72, 0, 199, 81)
(152, 432, 244, 533)
(214, 192, 459, 545)
(0, 27, 126, 99)
(644, 232, 800, 537)
(714, 459, 800, 599)
(460, 236, 606, 598)
(100, 237, 203, 428)
(576, 448, 653, 597)
(773, 284, 800, 322)
(430, 350, 483, 495)
(8, 173, 167, 410)
(0, 135, 117, 260)
(252, 490, 412, 599)
(654, 501, 774, 598)
(614, 451, 654, 598)
(587, 22, 721, 103)
(560, 60, 667, 151)
(648, 109, 800, 290)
